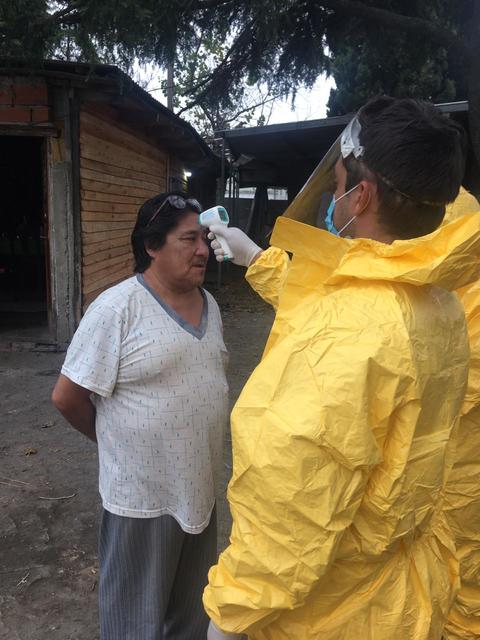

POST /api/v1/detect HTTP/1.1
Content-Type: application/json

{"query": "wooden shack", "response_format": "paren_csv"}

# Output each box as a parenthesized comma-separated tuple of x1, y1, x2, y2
(0, 60, 219, 349)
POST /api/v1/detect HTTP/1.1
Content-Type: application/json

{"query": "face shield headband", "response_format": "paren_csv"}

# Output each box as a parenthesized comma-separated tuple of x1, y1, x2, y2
(340, 116, 365, 160)
(341, 115, 444, 207)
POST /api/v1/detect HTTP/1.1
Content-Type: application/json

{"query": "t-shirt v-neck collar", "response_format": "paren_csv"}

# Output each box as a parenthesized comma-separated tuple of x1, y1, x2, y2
(136, 274, 208, 340)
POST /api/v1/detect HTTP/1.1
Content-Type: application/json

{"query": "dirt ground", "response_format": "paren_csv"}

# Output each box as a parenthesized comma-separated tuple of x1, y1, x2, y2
(0, 267, 274, 640)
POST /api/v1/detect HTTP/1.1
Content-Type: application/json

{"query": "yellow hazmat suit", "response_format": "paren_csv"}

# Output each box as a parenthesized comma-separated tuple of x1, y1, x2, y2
(443, 189, 480, 640)
(204, 212, 480, 640)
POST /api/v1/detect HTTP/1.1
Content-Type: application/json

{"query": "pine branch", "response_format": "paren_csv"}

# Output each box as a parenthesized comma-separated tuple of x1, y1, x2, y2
(319, 0, 465, 52)
(179, 20, 255, 100)
(34, 1, 86, 27)
(221, 93, 282, 125)
(176, 57, 247, 115)
(33, 0, 235, 31)
(193, 0, 237, 9)
(198, 103, 218, 130)
(176, 18, 255, 114)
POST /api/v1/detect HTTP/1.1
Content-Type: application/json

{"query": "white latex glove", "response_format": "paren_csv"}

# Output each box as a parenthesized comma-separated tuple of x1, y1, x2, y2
(208, 225, 262, 267)
(207, 620, 244, 640)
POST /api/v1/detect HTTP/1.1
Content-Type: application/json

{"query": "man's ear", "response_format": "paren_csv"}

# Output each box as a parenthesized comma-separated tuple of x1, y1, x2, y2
(144, 242, 157, 259)
(353, 180, 375, 217)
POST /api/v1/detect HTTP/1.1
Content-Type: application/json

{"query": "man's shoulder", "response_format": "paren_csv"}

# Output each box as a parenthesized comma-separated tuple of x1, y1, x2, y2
(202, 287, 221, 313)
(88, 276, 142, 314)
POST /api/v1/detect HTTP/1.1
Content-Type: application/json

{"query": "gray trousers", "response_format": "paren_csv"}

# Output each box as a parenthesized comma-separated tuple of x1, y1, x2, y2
(99, 506, 217, 640)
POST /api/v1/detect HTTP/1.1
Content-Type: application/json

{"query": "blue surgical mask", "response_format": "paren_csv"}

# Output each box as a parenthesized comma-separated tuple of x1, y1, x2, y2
(325, 183, 360, 236)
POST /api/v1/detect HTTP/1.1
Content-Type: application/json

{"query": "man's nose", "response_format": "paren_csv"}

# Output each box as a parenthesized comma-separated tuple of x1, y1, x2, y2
(195, 237, 210, 256)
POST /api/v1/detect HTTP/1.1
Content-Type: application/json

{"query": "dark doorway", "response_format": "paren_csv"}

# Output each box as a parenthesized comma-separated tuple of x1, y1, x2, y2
(0, 136, 49, 339)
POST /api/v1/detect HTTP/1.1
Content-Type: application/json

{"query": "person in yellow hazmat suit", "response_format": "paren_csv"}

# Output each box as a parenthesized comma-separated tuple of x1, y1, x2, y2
(442, 188, 480, 640)
(203, 96, 480, 640)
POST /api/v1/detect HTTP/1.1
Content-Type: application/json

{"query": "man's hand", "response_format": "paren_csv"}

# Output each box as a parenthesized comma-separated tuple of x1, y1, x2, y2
(208, 225, 263, 267)
(207, 620, 245, 640)
(51, 374, 97, 442)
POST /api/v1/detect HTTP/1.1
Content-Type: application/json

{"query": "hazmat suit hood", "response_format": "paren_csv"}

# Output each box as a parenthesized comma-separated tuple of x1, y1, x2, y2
(271, 212, 480, 292)
(443, 186, 480, 225)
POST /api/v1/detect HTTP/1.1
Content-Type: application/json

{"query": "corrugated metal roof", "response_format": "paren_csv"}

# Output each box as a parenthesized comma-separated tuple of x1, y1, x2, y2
(217, 101, 470, 188)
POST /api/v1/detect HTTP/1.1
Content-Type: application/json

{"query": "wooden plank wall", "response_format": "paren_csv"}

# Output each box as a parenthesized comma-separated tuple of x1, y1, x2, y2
(79, 109, 168, 309)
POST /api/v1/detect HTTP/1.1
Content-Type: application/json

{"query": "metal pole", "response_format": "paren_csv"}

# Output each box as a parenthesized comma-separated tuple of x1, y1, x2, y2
(220, 136, 226, 205)
(217, 136, 227, 288)
(233, 169, 240, 228)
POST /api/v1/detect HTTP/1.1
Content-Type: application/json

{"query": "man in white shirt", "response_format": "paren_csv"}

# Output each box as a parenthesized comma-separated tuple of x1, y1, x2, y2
(52, 192, 229, 640)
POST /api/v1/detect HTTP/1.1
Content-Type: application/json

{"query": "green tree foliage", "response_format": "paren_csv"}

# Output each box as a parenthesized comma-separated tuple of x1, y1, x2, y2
(1, 1, 480, 163)
(0, 1, 472, 112)
(326, 0, 467, 115)
(159, 31, 281, 138)
(0, 1, 333, 103)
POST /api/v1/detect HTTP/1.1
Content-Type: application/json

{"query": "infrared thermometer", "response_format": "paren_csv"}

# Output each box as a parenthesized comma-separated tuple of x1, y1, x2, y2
(199, 205, 234, 261)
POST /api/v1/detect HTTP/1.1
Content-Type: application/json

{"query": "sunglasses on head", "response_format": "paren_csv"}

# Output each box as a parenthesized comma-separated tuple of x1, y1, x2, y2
(147, 196, 202, 226)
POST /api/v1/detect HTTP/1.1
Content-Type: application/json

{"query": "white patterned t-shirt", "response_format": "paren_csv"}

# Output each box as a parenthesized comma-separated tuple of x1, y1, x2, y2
(61, 275, 229, 533)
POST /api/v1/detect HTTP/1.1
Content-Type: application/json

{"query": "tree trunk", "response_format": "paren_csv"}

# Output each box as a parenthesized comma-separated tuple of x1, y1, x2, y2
(467, 0, 480, 192)
(167, 62, 174, 111)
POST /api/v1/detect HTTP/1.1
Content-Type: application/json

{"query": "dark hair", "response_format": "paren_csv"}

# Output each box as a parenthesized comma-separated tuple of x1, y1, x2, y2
(343, 96, 467, 239)
(131, 191, 202, 273)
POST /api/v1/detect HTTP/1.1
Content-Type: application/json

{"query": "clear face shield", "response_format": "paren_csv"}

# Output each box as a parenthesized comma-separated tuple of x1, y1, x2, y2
(282, 115, 364, 228)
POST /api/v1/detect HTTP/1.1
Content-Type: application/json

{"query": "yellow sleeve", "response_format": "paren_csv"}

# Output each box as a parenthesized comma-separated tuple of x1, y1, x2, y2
(203, 299, 384, 635)
(245, 246, 290, 310)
